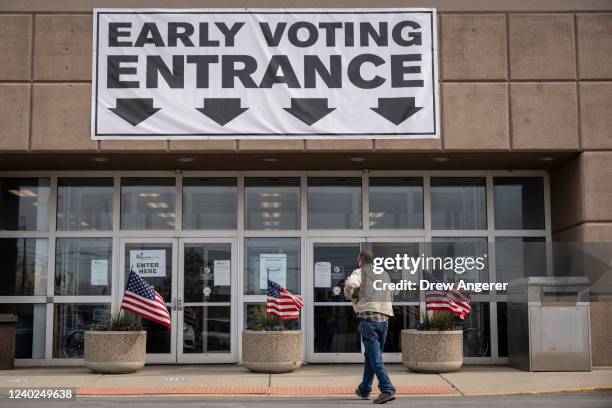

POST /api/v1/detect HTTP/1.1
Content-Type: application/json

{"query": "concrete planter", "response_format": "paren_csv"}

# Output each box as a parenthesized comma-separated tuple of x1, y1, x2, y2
(242, 330, 303, 373)
(402, 329, 463, 373)
(84, 331, 146, 374)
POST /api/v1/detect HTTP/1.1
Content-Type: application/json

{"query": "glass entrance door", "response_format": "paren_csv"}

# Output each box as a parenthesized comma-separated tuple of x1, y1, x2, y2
(307, 238, 422, 363)
(178, 239, 237, 363)
(307, 238, 364, 363)
(119, 238, 178, 364)
(367, 239, 422, 363)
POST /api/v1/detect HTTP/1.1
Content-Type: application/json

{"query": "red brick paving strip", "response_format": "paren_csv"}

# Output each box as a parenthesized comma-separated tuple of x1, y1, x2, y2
(77, 385, 456, 396)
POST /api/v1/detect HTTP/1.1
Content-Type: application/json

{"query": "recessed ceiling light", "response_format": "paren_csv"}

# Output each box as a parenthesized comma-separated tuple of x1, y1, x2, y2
(178, 157, 194, 162)
(537, 156, 554, 162)
(92, 157, 109, 162)
(351, 157, 366, 162)
(261, 157, 280, 162)
(433, 156, 450, 162)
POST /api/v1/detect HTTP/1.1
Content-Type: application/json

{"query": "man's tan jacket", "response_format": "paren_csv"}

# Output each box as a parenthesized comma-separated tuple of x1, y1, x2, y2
(344, 264, 394, 317)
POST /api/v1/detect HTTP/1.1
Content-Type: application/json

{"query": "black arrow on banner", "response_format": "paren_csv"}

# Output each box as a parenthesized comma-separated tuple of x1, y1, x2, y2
(196, 98, 248, 126)
(371, 97, 423, 125)
(284, 98, 335, 126)
(109, 98, 161, 126)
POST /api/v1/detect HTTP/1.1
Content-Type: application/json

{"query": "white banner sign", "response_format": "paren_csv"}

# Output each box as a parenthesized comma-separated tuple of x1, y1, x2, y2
(130, 249, 166, 277)
(92, 8, 439, 139)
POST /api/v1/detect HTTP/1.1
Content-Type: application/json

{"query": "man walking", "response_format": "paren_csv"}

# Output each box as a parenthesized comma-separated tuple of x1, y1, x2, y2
(345, 250, 396, 404)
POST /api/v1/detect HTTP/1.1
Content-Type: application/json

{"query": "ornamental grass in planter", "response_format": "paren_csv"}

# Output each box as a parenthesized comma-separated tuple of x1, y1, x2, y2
(242, 306, 303, 373)
(402, 311, 464, 373)
(84, 312, 146, 374)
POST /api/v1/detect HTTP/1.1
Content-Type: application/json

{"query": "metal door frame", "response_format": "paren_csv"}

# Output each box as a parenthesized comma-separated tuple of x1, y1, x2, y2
(118, 237, 178, 364)
(306, 236, 365, 363)
(177, 237, 238, 363)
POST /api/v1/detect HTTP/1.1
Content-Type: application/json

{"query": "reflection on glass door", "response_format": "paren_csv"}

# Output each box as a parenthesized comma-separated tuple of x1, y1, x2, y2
(308, 239, 422, 363)
(310, 240, 362, 362)
(178, 240, 236, 363)
(121, 239, 176, 363)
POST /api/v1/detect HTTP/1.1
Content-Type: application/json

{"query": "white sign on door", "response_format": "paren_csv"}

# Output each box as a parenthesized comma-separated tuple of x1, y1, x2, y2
(92, 8, 439, 139)
(130, 249, 166, 277)
(259, 253, 287, 289)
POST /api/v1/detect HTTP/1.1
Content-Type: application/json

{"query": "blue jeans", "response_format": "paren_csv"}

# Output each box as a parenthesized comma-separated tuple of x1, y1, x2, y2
(358, 319, 396, 396)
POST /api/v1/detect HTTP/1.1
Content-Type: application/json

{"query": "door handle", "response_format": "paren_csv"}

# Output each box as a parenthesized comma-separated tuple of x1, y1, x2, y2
(177, 297, 183, 311)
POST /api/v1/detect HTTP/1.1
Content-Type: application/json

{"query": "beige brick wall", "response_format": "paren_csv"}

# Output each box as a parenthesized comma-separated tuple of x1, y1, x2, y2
(0, 6, 610, 154)
(551, 151, 612, 366)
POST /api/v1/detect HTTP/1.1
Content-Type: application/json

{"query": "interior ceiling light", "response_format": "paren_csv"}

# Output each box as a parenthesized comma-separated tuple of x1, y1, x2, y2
(261, 157, 280, 162)
(537, 156, 554, 162)
(147, 202, 169, 209)
(178, 157, 195, 162)
(351, 157, 366, 162)
(433, 156, 450, 162)
(92, 157, 109, 162)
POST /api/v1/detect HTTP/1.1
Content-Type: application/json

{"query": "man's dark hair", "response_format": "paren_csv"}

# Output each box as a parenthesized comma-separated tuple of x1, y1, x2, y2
(359, 250, 374, 265)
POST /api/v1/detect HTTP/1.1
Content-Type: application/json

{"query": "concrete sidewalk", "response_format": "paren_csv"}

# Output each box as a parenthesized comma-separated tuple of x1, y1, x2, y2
(1, 364, 611, 397)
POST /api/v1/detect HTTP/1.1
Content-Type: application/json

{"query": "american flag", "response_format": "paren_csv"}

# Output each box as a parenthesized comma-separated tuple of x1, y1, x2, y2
(426, 288, 472, 320)
(121, 270, 171, 328)
(267, 280, 303, 320)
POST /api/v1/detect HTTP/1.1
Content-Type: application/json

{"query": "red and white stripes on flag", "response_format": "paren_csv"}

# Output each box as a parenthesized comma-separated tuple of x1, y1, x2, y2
(267, 280, 304, 320)
(121, 270, 171, 328)
(426, 289, 472, 320)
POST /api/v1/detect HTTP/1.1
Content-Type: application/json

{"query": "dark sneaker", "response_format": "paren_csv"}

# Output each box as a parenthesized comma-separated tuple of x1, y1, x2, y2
(355, 388, 370, 400)
(373, 392, 395, 404)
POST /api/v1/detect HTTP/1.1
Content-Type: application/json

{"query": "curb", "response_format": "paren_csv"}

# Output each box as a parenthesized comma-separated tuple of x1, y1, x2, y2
(461, 386, 612, 397)
(74, 385, 612, 397)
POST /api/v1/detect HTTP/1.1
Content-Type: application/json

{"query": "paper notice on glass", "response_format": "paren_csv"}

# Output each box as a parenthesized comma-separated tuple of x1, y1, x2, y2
(314, 262, 332, 288)
(213, 260, 231, 286)
(90, 259, 108, 286)
(259, 254, 287, 289)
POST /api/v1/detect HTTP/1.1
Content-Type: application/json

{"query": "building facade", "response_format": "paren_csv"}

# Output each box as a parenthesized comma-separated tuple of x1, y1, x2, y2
(0, 0, 610, 367)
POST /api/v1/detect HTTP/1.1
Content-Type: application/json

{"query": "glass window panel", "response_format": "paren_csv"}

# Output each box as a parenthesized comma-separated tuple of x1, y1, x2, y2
(183, 243, 231, 302)
(313, 243, 360, 302)
(0, 178, 49, 231)
(497, 302, 508, 358)
(245, 178, 300, 230)
(314, 306, 360, 353)
(495, 237, 547, 292)
(370, 242, 421, 302)
(53, 304, 110, 358)
(0, 304, 46, 359)
(183, 306, 231, 353)
(369, 177, 423, 229)
(244, 238, 300, 295)
(430, 238, 489, 291)
(308, 177, 362, 229)
(183, 178, 237, 230)
(55, 238, 112, 296)
(431, 177, 486, 230)
(494, 177, 545, 230)
(384, 305, 420, 353)
(0, 238, 47, 296)
(121, 177, 176, 230)
(458, 302, 491, 357)
(244, 303, 300, 330)
(135, 313, 172, 354)
(57, 178, 113, 231)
